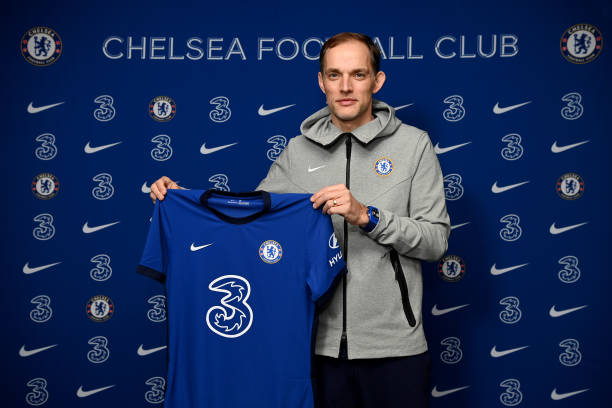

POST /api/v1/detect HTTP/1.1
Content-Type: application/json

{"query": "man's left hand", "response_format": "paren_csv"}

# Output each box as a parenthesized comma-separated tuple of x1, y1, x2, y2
(311, 184, 369, 227)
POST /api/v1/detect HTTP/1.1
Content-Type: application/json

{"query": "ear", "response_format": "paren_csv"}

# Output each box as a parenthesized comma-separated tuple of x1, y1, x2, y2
(318, 71, 326, 94)
(372, 71, 386, 94)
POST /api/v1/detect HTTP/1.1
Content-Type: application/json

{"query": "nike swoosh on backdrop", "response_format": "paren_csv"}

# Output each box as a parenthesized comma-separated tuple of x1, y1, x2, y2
(393, 103, 414, 111)
(23, 261, 62, 275)
(431, 304, 469, 316)
(258, 104, 295, 116)
(191, 243, 213, 251)
(141, 182, 151, 193)
(490, 263, 528, 276)
(549, 222, 588, 235)
(551, 140, 590, 153)
(431, 385, 470, 398)
(450, 222, 470, 230)
(491, 180, 530, 194)
(84, 141, 122, 154)
(19, 344, 58, 357)
(82, 221, 120, 234)
(490, 345, 529, 358)
(434, 141, 472, 154)
(493, 101, 531, 114)
(200, 142, 237, 155)
(27, 101, 65, 114)
(137, 344, 167, 356)
(308, 165, 327, 173)
(76, 385, 116, 398)
(551, 388, 589, 400)
(549, 305, 588, 317)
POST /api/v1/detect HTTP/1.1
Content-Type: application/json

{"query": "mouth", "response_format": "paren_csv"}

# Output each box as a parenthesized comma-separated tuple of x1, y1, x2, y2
(337, 98, 357, 106)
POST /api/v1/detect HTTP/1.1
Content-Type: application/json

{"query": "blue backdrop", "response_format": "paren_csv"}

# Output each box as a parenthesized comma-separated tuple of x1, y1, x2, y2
(4, 0, 611, 406)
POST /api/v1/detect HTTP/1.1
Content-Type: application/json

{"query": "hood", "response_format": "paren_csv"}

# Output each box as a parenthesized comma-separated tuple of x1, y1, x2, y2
(300, 99, 402, 146)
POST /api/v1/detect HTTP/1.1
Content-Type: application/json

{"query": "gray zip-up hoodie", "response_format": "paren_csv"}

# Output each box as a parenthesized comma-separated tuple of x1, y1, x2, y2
(257, 100, 450, 359)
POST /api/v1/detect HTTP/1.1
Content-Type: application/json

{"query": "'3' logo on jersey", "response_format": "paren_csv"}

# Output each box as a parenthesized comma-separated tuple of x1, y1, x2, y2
(206, 275, 253, 338)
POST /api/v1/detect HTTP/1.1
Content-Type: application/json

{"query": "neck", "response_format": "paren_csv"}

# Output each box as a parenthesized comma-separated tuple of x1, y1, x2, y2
(331, 114, 375, 133)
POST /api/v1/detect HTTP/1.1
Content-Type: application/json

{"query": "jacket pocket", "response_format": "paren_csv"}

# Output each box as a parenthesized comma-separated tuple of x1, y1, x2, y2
(390, 249, 416, 327)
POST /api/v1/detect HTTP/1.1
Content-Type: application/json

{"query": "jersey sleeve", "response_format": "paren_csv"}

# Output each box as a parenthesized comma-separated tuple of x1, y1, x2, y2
(306, 210, 347, 308)
(136, 202, 167, 283)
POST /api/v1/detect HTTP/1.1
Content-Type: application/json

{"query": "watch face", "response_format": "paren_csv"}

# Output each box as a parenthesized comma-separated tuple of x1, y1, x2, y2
(370, 207, 379, 220)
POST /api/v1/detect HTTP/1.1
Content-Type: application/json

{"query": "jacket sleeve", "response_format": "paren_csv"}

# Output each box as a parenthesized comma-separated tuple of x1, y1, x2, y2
(367, 132, 450, 262)
(256, 138, 309, 194)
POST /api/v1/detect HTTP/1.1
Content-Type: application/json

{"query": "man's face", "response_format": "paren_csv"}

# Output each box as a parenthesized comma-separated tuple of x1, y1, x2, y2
(318, 40, 385, 132)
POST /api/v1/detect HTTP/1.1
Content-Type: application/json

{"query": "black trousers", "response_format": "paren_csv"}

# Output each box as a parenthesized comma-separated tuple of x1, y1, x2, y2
(313, 351, 431, 408)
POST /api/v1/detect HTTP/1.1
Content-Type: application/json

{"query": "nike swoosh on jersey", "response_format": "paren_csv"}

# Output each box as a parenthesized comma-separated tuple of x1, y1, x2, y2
(431, 385, 470, 398)
(549, 305, 588, 317)
(491, 180, 530, 194)
(191, 243, 213, 251)
(23, 261, 62, 275)
(431, 304, 469, 316)
(137, 344, 167, 356)
(27, 101, 65, 114)
(490, 345, 529, 358)
(549, 222, 588, 235)
(490, 263, 528, 276)
(393, 103, 414, 111)
(434, 141, 471, 154)
(82, 221, 120, 234)
(551, 140, 590, 153)
(84, 141, 122, 154)
(551, 388, 589, 400)
(76, 385, 116, 398)
(19, 344, 58, 357)
(258, 104, 296, 116)
(493, 101, 531, 114)
(308, 165, 327, 173)
(450, 222, 470, 230)
(200, 142, 238, 155)
(141, 182, 151, 194)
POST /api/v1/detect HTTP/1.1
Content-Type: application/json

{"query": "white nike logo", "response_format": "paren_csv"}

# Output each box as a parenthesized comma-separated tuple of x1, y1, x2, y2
(137, 344, 167, 356)
(141, 182, 151, 193)
(549, 222, 588, 235)
(431, 304, 469, 316)
(491, 180, 530, 194)
(258, 104, 295, 116)
(200, 142, 237, 155)
(434, 141, 471, 154)
(308, 165, 327, 173)
(191, 243, 212, 251)
(76, 385, 115, 398)
(493, 101, 531, 114)
(490, 263, 528, 276)
(84, 141, 122, 154)
(19, 344, 58, 357)
(82, 221, 120, 234)
(431, 385, 470, 398)
(450, 222, 470, 230)
(23, 261, 62, 275)
(27, 101, 65, 114)
(549, 305, 588, 318)
(490, 345, 529, 358)
(551, 388, 589, 400)
(393, 103, 414, 111)
(551, 140, 590, 153)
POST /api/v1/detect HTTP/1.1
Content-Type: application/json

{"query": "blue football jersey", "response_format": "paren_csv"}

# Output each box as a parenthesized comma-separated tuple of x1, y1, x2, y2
(137, 189, 346, 408)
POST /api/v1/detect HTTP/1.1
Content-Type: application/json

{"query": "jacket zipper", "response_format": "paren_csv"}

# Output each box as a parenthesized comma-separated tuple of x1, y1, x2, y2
(339, 134, 352, 359)
(390, 249, 417, 327)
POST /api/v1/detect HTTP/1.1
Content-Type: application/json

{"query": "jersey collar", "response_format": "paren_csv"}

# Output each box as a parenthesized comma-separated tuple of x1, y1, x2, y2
(199, 190, 271, 224)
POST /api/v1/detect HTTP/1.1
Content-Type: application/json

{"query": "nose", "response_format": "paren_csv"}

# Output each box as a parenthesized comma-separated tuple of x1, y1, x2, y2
(340, 74, 352, 93)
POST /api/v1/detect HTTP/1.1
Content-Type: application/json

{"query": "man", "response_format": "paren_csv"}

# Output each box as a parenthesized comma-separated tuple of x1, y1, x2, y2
(150, 32, 450, 408)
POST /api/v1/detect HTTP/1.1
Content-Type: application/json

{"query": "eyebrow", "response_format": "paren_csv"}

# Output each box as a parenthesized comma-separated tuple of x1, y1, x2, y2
(325, 67, 370, 74)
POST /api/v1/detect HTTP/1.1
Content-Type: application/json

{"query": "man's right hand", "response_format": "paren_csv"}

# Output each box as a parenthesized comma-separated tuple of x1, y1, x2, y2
(150, 176, 180, 203)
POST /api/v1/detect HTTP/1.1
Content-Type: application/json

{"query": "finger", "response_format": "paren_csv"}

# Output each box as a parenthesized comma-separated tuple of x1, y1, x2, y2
(311, 184, 346, 202)
(151, 183, 164, 201)
(313, 192, 335, 209)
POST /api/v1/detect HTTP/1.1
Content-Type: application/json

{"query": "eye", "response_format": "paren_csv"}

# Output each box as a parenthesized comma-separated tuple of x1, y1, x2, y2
(355, 72, 365, 79)
(327, 72, 338, 79)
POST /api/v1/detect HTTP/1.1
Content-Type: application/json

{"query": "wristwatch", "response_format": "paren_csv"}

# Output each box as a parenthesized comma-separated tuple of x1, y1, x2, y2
(361, 206, 379, 233)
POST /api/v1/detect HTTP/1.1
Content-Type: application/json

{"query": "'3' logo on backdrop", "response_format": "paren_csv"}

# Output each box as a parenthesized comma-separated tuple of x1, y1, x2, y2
(209, 96, 231, 123)
(266, 135, 287, 161)
(442, 95, 466, 122)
